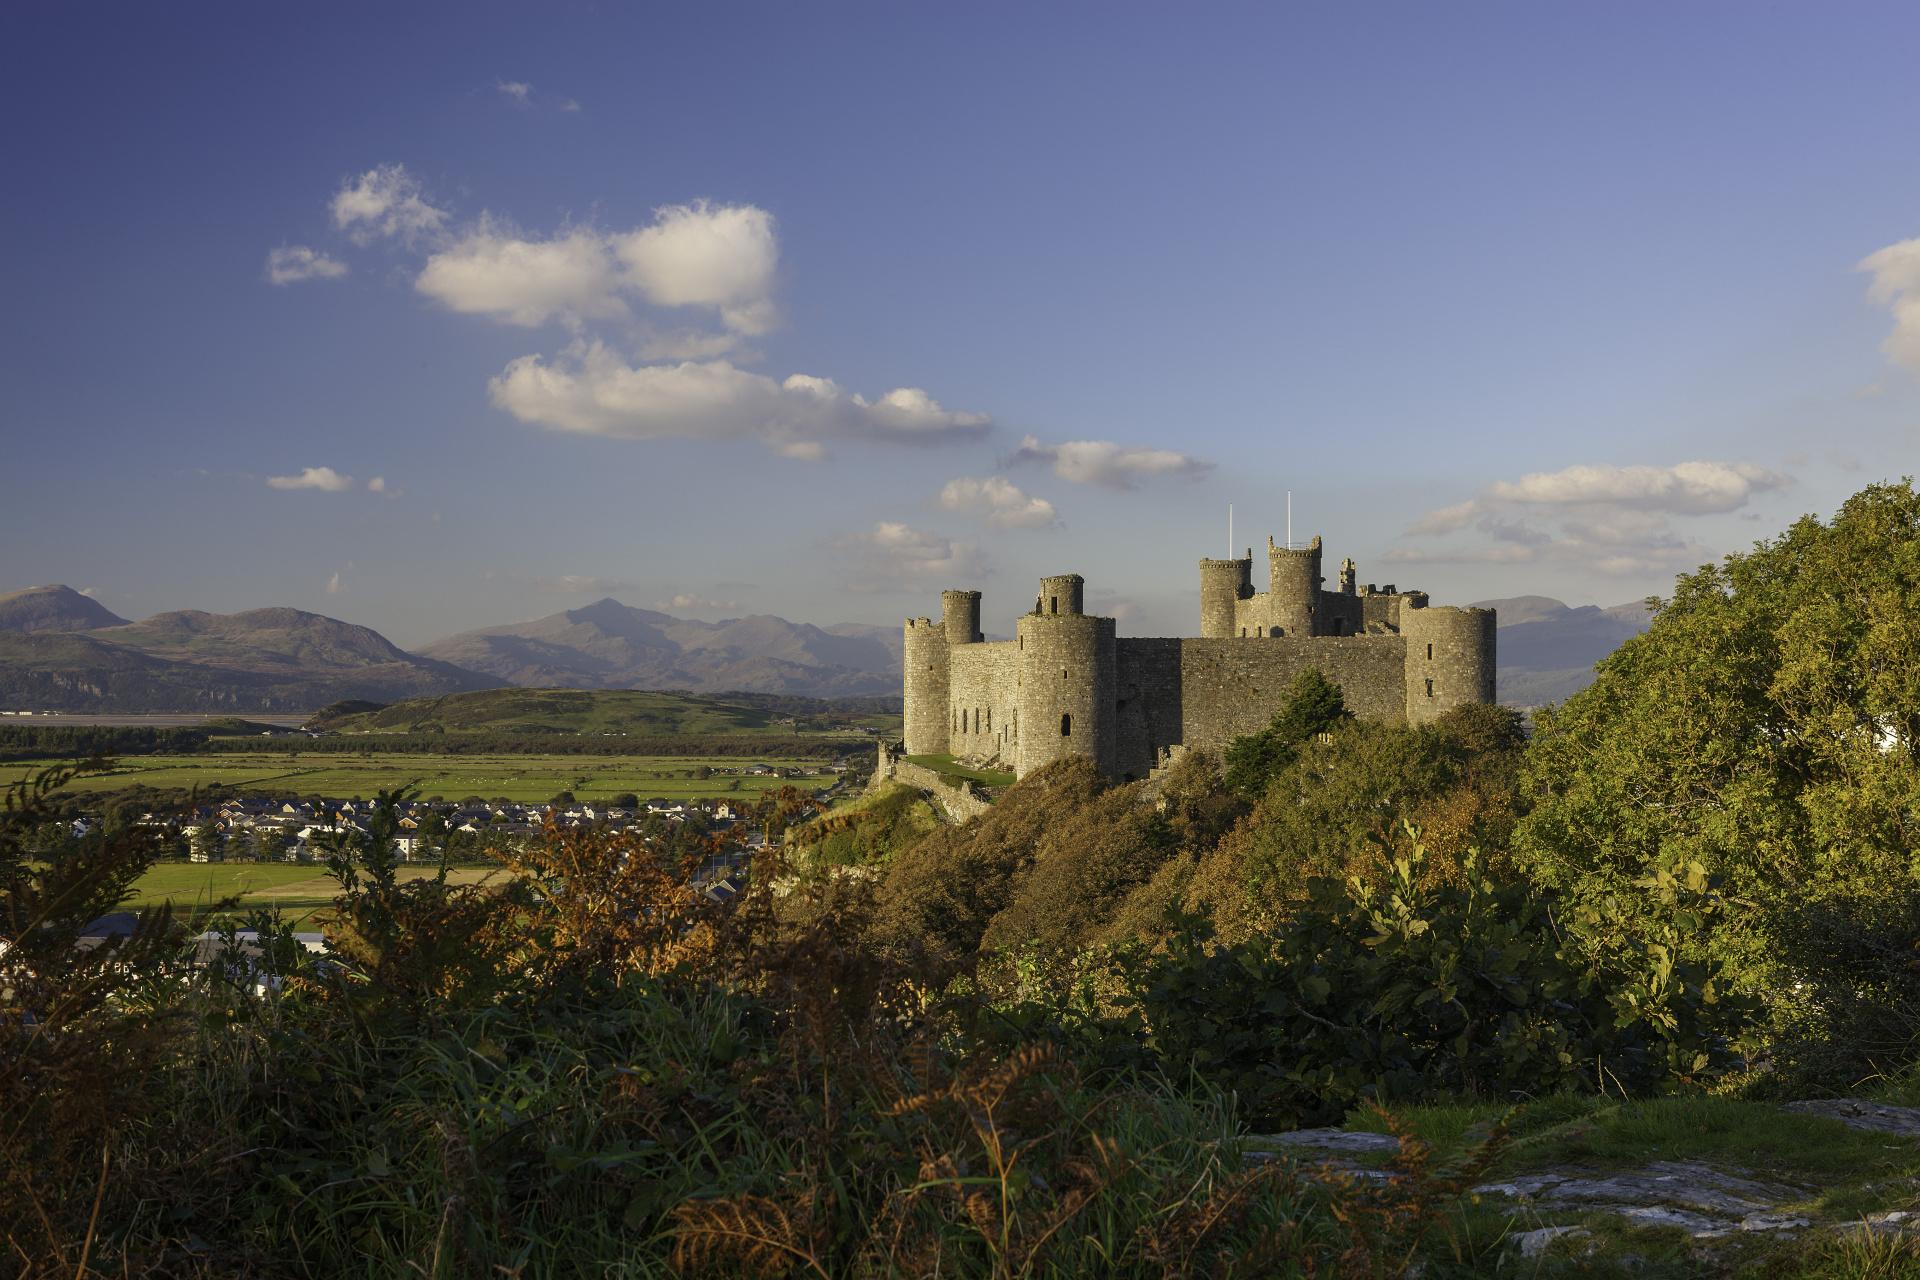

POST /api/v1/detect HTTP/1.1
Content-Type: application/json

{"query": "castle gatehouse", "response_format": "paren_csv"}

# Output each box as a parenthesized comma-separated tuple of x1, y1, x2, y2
(902, 534, 1496, 781)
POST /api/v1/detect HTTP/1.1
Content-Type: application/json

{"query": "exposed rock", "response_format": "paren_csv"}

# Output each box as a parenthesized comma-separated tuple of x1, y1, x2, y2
(1783, 1099, 1920, 1137)
(1863, 1209, 1920, 1237)
(1509, 1225, 1591, 1258)
(1474, 1162, 1809, 1239)
(1253, 1128, 1404, 1155)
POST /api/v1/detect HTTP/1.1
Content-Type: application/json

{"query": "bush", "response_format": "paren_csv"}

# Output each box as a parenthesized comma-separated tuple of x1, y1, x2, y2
(1221, 668, 1351, 799)
(1003, 833, 1747, 1128)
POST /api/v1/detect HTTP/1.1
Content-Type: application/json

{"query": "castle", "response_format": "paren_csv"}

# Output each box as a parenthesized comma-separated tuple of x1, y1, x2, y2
(901, 534, 1496, 781)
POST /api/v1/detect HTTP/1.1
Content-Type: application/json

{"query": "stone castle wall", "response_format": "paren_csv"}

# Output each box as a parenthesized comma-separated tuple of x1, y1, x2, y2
(873, 743, 994, 823)
(1113, 634, 1410, 777)
(903, 537, 1495, 783)
(948, 639, 1018, 760)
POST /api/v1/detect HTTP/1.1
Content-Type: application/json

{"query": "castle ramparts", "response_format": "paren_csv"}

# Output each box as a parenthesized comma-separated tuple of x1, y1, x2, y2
(902, 534, 1496, 781)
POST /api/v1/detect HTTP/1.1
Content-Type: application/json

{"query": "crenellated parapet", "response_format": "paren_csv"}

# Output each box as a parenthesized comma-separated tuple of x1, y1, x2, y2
(907, 532, 1496, 783)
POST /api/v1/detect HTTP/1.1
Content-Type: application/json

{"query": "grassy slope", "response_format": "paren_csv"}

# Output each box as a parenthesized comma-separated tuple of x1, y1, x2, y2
(904, 753, 1017, 788)
(788, 781, 940, 867)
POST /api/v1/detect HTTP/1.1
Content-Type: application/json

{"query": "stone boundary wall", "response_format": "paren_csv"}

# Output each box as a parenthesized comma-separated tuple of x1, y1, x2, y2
(872, 743, 993, 824)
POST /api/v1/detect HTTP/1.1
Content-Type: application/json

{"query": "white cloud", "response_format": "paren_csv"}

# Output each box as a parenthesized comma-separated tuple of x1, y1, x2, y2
(532, 574, 638, 594)
(416, 223, 623, 327)
(1484, 461, 1788, 514)
(938, 476, 1058, 529)
(267, 466, 354, 492)
(840, 522, 989, 592)
(366, 476, 387, 492)
(1009, 435, 1211, 489)
(612, 201, 778, 333)
(488, 343, 989, 454)
(495, 80, 578, 113)
(331, 164, 448, 245)
(1859, 235, 1920, 373)
(264, 245, 347, 285)
(411, 202, 779, 335)
(1396, 459, 1790, 577)
(326, 570, 345, 595)
(1407, 499, 1481, 535)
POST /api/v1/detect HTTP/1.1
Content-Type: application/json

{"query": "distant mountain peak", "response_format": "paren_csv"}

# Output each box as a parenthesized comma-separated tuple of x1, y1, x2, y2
(0, 584, 130, 634)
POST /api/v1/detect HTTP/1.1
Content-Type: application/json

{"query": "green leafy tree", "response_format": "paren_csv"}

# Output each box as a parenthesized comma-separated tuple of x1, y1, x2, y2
(1516, 481, 1920, 1073)
(1221, 667, 1352, 798)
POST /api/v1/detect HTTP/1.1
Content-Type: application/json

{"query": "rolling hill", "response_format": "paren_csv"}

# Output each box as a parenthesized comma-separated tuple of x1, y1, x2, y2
(419, 598, 901, 697)
(0, 584, 130, 633)
(1476, 595, 1656, 707)
(0, 591, 501, 712)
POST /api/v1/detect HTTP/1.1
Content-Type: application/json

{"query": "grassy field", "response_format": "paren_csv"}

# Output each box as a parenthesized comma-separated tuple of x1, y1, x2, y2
(313, 688, 902, 738)
(127, 861, 503, 926)
(6, 751, 842, 803)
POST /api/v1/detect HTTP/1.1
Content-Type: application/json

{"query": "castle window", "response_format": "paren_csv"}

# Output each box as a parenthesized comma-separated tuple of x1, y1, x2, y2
(973, 709, 980, 733)
(986, 708, 991, 731)
(1049, 597, 1058, 614)
(1424, 678, 1435, 698)
(1426, 643, 1433, 660)
(1060, 713, 1072, 737)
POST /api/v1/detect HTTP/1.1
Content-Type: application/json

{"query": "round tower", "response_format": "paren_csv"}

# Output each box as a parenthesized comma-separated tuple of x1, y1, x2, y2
(901, 616, 952, 755)
(1401, 605, 1497, 726)
(1037, 574, 1083, 616)
(1198, 556, 1252, 638)
(941, 589, 982, 644)
(1267, 534, 1323, 636)
(1015, 587, 1115, 777)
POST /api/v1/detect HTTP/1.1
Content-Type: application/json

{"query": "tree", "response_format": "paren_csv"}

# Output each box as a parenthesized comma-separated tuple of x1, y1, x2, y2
(1515, 481, 1920, 1070)
(1221, 668, 1352, 798)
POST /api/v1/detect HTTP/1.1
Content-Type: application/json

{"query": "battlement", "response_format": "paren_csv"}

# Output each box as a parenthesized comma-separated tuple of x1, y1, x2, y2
(901, 536, 1496, 780)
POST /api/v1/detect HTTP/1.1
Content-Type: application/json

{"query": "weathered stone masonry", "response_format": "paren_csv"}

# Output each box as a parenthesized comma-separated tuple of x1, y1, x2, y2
(902, 533, 1496, 781)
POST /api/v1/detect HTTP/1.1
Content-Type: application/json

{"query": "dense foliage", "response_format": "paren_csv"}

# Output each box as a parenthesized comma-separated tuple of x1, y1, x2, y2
(1517, 480, 1920, 1082)
(8, 482, 1920, 1275)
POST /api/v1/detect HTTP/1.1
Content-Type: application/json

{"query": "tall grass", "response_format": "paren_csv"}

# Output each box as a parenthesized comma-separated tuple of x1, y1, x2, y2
(4, 777, 1500, 1277)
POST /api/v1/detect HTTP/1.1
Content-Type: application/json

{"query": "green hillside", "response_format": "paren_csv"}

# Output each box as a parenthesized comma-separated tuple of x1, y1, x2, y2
(308, 687, 805, 736)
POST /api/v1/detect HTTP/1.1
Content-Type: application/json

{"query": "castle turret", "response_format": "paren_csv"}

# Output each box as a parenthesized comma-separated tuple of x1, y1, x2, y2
(1267, 534, 1323, 636)
(1037, 573, 1084, 616)
(942, 589, 982, 644)
(901, 615, 951, 755)
(1401, 604, 1496, 726)
(1198, 556, 1253, 638)
(1016, 578, 1114, 776)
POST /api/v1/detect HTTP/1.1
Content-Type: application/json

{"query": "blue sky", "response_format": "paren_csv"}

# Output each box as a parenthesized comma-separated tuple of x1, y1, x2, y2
(3, 1, 1918, 645)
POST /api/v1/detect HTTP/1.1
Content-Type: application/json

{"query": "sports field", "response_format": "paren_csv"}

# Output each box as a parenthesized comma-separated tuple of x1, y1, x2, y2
(6, 751, 842, 803)
(126, 861, 504, 926)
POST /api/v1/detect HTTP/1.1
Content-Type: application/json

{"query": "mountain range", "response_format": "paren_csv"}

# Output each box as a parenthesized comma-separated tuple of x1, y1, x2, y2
(417, 598, 903, 698)
(1470, 594, 1655, 706)
(0, 583, 1653, 713)
(0, 585, 500, 712)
